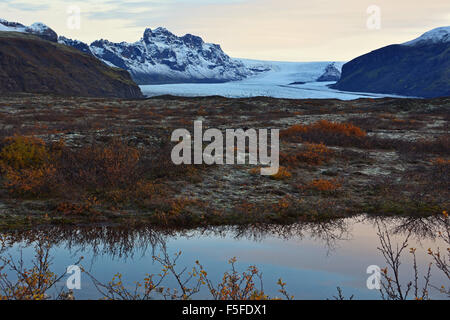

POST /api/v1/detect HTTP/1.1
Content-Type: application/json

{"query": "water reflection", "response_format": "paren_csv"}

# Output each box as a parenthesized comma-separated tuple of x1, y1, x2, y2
(0, 215, 448, 299)
(1, 219, 355, 260)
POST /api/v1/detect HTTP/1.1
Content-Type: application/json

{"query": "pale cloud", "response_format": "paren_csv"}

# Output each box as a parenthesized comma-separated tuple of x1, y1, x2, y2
(6, 2, 50, 11)
(1, 0, 449, 61)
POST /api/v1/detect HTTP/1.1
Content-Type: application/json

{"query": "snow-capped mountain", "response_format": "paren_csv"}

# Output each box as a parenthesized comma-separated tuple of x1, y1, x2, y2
(0, 18, 257, 85)
(58, 36, 92, 55)
(59, 27, 256, 85)
(0, 18, 57, 42)
(316, 62, 341, 81)
(1, 18, 346, 87)
(403, 26, 450, 46)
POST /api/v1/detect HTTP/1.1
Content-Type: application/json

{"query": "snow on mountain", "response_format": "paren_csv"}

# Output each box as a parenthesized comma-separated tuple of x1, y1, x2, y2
(2, 18, 351, 91)
(59, 27, 258, 85)
(403, 26, 450, 46)
(0, 19, 27, 32)
(58, 36, 94, 55)
(28, 23, 55, 36)
(0, 19, 57, 42)
(316, 62, 341, 81)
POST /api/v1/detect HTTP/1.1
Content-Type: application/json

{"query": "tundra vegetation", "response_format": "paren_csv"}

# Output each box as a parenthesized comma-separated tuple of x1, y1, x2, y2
(0, 94, 448, 229)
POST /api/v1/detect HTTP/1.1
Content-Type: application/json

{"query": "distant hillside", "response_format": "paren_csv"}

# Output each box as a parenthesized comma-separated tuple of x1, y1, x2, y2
(332, 27, 450, 98)
(0, 32, 143, 98)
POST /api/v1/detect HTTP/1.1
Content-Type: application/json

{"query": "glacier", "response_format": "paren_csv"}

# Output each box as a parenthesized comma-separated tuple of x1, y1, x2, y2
(141, 60, 406, 100)
(0, 18, 418, 99)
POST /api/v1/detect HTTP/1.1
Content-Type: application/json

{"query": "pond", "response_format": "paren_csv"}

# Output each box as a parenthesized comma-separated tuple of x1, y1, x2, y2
(0, 215, 448, 300)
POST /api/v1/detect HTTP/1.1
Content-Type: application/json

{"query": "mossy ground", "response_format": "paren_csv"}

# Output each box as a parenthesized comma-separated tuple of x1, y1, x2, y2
(0, 94, 448, 231)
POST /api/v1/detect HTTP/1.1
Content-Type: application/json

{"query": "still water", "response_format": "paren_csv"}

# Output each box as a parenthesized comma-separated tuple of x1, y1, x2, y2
(1, 215, 448, 300)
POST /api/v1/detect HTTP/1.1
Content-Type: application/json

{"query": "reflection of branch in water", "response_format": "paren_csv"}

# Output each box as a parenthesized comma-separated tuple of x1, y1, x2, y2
(195, 219, 351, 254)
(390, 216, 448, 241)
(0, 234, 8, 256)
(376, 217, 449, 300)
(5, 216, 443, 263)
(2, 239, 290, 300)
(365, 215, 448, 242)
(0, 219, 353, 260)
(307, 219, 352, 254)
(0, 225, 172, 261)
(2, 215, 448, 300)
(377, 221, 427, 300)
(427, 214, 450, 297)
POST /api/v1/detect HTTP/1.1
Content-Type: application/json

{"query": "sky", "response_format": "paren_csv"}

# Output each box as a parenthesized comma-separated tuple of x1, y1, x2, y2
(1, 0, 449, 61)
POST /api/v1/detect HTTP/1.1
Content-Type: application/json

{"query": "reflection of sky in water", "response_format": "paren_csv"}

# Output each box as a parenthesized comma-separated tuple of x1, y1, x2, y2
(1, 216, 448, 300)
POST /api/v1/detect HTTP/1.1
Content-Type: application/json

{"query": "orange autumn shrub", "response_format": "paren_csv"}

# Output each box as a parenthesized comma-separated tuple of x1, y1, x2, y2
(272, 196, 294, 212)
(58, 139, 141, 190)
(0, 136, 142, 197)
(427, 157, 450, 192)
(300, 143, 333, 165)
(281, 142, 333, 166)
(55, 202, 90, 215)
(167, 198, 197, 215)
(0, 136, 57, 195)
(195, 257, 271, 300)
(316, 120, 366, 137)
(431, 158, 450, 165)
(0, 136, 49, 170)
(0, 265, 57, 300)
(152, 198, 199, 225)
(248, 167, 261, 175)
(300, 178, 342, 193)
(249, 166, 292, 179)
(55, 196, 100, 215)
(270, 166, 292, 180)
(280, 120, 366, 141)
(3, 165, 57, 196)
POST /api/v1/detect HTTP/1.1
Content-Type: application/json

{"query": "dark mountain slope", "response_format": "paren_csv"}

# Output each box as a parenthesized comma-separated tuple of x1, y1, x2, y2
(0, 32, 143, 98)
(332, 27, 450, 98)
(332, 43, 449, 98)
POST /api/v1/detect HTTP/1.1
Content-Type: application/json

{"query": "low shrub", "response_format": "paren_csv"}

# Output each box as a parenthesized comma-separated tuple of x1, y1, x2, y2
(299, 178, 342, 194)
(270, 166, 292, 180)
(281, 120, 366, 141)
(281, 143, 333, 166)
(56, 139, 141, 191)
(0, 136, 57, 196)
(0, 136, 49, 170)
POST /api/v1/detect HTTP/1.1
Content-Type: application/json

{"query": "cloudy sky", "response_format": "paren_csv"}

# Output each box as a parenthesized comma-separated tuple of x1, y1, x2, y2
(1, 0, 449, 61)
